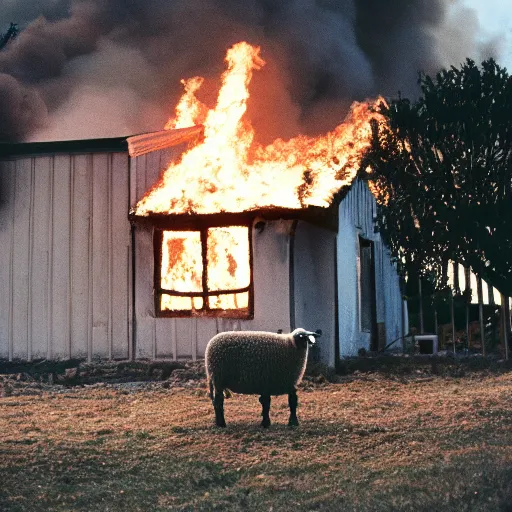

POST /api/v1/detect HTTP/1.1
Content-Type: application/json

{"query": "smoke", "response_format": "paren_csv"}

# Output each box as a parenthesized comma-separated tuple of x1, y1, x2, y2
(0, 0, 499, 142)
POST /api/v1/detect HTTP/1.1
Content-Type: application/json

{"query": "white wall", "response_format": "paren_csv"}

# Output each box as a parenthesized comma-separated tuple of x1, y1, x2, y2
(337, 179, 405, 356)
(0, 151, 131, 361)
(293, 221, 336, 367)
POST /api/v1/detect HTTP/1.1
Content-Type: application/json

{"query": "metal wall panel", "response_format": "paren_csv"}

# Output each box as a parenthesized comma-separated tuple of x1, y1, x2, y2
(12, 157, 31, 359)
(51, 155, 72, 358)
(293, 222, 336, 367)
(0, 152, 131, 361)
(336, 179, 404, 356)
(0, 160, 15, 360)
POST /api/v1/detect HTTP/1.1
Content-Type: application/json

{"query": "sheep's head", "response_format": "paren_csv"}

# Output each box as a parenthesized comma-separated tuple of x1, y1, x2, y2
(291, 328, 322, 349)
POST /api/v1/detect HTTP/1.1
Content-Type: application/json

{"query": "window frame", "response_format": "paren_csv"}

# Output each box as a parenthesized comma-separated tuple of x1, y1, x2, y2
(153, 223, 254, 319)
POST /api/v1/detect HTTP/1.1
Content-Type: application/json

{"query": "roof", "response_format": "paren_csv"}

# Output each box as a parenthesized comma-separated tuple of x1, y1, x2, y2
(127, 126, 204, 157)
(0, 125, 202, 160)
(0, 137, 129, 158)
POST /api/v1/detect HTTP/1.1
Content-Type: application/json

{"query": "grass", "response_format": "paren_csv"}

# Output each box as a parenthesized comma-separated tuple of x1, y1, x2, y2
(0, 367, 511, 511)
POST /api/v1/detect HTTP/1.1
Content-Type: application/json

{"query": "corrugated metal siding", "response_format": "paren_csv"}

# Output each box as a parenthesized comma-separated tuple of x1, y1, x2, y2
(0, 152, 131, 361)
(337, 179, 404, 356)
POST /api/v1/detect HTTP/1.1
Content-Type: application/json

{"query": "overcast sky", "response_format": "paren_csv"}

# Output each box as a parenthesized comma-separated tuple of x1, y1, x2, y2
(462, 0, 512, 69)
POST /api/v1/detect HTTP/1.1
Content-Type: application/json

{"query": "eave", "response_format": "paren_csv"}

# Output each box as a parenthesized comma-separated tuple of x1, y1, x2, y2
(129, 203, 339, 232)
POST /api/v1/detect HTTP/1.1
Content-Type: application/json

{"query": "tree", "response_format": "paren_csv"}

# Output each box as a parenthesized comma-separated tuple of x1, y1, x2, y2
(362, 58, 512, 297)
(0, 22, 18, 51)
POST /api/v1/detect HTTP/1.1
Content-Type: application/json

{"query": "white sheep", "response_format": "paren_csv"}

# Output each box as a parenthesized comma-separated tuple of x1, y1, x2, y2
(205, 328, 322, 427)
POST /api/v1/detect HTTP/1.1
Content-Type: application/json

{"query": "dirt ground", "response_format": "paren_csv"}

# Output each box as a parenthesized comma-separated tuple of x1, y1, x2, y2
(0, 358, 511, 511)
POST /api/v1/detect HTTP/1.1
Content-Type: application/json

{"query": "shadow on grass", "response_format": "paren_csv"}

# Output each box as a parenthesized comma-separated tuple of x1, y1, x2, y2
(0, 440, 510, 512)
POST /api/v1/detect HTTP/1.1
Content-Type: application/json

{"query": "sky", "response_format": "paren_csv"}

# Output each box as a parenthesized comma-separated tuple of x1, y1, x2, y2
(462, 0, 512, 70)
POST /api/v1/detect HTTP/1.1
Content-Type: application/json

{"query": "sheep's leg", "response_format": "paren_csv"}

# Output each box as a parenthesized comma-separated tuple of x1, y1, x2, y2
(212, 389, 226, 428)
(259, 395, 271, 428)
(288, 390, 299, 426)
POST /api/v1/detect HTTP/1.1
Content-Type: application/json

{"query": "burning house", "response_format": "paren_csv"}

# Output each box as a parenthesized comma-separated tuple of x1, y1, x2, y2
(0, 42, 406, 366)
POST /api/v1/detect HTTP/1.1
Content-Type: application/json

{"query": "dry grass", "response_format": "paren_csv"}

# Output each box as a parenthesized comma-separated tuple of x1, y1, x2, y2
(0, 368, 511, 511)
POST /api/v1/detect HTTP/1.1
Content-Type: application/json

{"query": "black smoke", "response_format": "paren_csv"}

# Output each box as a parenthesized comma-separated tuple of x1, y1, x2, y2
(0, 0, 498, 142)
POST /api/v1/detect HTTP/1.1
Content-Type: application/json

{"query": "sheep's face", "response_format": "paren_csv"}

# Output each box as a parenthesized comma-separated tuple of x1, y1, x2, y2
(292, 328, 322, 349)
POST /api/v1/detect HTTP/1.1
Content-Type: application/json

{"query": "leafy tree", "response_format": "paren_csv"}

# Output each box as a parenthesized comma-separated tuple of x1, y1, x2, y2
(362, 58, 512, 297)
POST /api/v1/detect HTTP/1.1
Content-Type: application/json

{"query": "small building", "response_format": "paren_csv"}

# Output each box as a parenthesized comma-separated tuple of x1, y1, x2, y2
(0, 130, 406, 367)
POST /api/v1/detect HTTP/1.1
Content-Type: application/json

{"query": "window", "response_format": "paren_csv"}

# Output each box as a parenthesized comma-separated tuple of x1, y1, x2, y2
(154, 225, 253, 318)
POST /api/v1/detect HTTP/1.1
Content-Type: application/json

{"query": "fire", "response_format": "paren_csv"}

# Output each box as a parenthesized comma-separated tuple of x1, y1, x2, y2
(135, 41, 384, 216)
(206, 226, 250, 310)
(164, 77, 208, 130)
(160, 231, 203, 311)
(159, 227, 250, 313)
(140, 41, 385, 315)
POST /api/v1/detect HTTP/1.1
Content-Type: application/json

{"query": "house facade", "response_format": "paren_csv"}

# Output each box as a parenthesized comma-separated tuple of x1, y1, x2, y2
(0, 134, 406, 367)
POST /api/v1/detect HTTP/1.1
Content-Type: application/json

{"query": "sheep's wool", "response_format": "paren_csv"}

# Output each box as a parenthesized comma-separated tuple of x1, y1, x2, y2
(205, 331, 309, 396)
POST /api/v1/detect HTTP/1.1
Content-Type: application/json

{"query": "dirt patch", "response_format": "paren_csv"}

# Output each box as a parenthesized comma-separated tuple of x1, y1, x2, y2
(0, 359, 201, 397)
(2, 355, 510, 399)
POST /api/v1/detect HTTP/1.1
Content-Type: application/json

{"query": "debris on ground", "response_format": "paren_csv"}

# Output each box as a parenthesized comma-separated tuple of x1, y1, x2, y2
(1, 354, 511, 397)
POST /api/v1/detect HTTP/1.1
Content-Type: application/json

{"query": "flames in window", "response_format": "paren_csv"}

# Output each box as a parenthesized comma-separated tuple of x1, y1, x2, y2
(159, 226, 250, 315)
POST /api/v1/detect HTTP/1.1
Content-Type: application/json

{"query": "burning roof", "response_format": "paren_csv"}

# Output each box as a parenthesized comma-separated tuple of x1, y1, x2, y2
(129, 42, 383, 220)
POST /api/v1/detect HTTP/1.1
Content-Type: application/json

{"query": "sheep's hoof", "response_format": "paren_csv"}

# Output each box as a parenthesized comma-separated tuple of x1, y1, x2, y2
(260, 419, 271, 428)
(288, 417, 299, 427)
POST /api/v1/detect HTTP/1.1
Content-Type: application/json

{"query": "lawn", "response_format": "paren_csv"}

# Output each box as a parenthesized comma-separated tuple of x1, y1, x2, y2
(0, 359, 511, 511)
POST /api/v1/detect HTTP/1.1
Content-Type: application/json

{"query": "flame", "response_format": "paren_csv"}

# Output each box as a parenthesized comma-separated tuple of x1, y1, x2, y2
(160, 231, 203, 311)
(160, 226, 250, 313)
(135, 41, 385, 216)
(207, 226, 250, 310)
(144, 41, 386, 314)
(164, 77, 208, 130)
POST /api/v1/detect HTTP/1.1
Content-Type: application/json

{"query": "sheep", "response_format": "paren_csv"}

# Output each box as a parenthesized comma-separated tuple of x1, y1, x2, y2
(205, 328, 322, 428)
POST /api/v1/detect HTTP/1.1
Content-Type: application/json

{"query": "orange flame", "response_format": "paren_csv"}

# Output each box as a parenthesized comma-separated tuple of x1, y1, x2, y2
(142, 41, 385, 314)
(159, 227, 250, 313)
(164, 76, 208, 130)
(135, 41, 384, 216)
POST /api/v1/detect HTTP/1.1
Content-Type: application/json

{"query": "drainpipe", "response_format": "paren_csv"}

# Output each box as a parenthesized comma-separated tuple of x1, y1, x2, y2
(288, 219, 299, 331)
